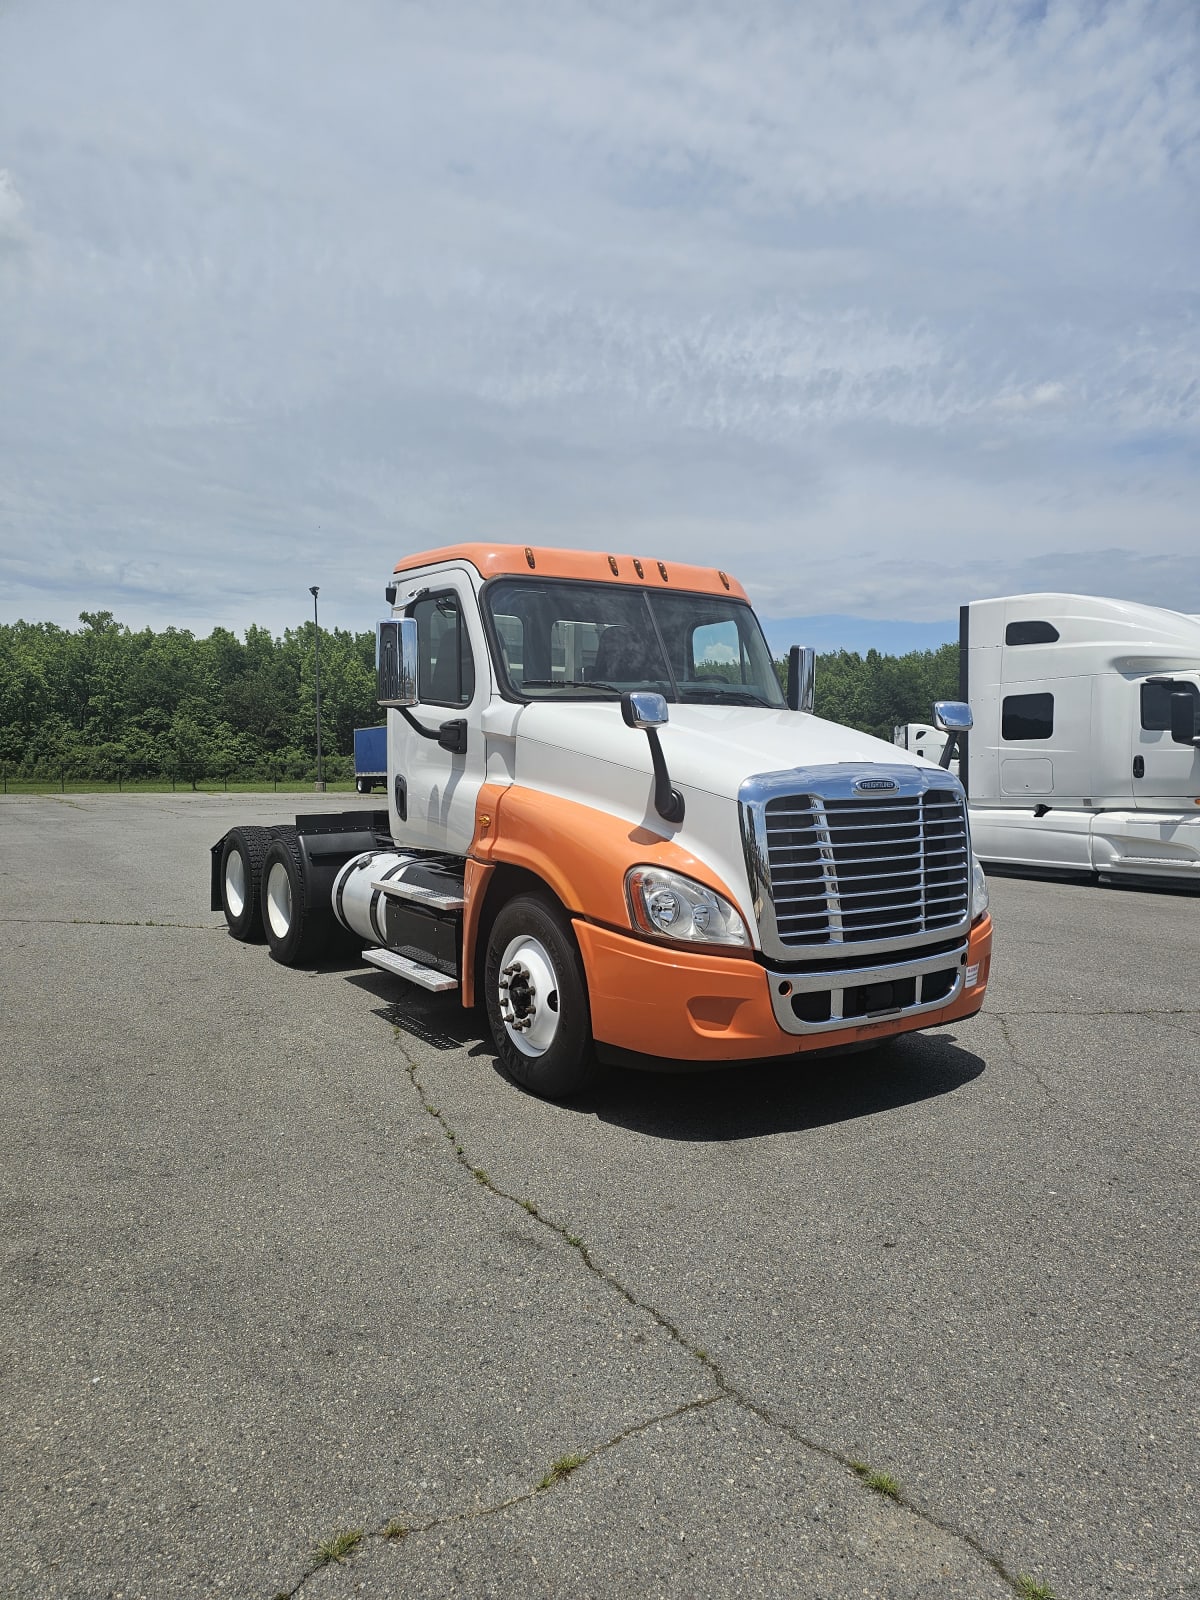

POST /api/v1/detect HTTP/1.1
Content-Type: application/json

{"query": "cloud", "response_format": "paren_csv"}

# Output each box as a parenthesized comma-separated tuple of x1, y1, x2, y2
(994, 381, 1068, 413)
(0, 0, 1196, 637)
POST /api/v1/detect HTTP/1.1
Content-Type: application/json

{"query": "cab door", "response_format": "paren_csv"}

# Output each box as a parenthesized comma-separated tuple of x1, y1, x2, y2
(389, 575, 489, 855)
(1132, 674, 1200, 809)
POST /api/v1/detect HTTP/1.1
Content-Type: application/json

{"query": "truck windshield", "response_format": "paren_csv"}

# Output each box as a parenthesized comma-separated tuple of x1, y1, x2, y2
(483, 578, 785, 707)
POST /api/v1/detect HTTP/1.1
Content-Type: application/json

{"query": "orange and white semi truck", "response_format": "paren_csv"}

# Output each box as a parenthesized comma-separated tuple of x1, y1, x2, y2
(211, 545, 992, 1098)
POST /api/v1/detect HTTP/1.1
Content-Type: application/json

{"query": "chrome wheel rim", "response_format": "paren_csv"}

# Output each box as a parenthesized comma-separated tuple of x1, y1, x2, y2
(266, 860, 293, 940)
(497, 934, 560, 1058)
(224, 851, 246, 918)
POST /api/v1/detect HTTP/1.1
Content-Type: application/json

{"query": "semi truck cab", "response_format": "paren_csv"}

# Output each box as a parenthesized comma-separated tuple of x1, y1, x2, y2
(212, 544, 992, 1099)
(959, 593, 1200, 883)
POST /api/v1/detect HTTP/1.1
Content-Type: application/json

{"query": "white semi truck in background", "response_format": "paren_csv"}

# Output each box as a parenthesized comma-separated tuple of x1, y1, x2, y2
(211, 544, 992, 1099)
(898, 592, 1200, 886)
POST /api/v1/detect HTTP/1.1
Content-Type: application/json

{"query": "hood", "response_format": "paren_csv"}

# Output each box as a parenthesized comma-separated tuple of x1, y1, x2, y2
(510, 701, 940, 803)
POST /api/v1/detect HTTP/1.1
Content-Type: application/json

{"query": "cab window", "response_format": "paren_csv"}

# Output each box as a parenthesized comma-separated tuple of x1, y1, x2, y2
(1001, 692, 1054, 741)
(412, 591, 475, 707)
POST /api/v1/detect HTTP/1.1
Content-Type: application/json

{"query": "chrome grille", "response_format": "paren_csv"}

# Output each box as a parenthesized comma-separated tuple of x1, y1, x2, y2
(760, 786, 969, 949)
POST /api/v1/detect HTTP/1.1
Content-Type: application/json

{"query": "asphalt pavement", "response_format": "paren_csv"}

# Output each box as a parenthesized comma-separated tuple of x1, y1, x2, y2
(0, 792, 1196, 1599)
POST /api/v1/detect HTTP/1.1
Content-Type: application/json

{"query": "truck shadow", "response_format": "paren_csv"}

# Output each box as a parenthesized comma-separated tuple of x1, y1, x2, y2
(347, 970, 986, 1142)
(592, 1033, 986, 1142)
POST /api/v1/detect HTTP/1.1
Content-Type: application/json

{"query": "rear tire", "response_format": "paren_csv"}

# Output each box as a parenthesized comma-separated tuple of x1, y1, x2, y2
(261, 830, 334, 966)
(220, 826, 271, 941)
(484, 893, 599, 1100)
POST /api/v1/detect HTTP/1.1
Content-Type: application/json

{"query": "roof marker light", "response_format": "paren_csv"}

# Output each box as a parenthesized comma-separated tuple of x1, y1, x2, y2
(657, 561, 668, 581)
(525, 546, 536, 568)
(608, 555, 619, 575)
(718, 571, 731, 590)
(633, 558, 644, 578)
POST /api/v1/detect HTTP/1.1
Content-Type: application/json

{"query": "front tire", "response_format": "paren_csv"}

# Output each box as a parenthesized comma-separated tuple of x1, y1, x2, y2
(261, 830, 333, 966)
(484, 894, 599, 1100)
(220, 826, 271, 941)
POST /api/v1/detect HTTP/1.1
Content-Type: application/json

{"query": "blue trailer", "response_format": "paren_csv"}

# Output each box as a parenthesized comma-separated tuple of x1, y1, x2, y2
(353, 725, 387, 793)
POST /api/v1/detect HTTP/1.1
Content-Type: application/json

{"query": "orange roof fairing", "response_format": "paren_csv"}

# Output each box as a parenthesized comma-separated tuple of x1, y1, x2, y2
(391, 544, 749, 602)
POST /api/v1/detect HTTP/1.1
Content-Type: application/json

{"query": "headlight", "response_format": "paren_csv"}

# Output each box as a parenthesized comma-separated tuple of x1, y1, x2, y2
(625, 866, 750, 947)
(970, 852, 989, 920)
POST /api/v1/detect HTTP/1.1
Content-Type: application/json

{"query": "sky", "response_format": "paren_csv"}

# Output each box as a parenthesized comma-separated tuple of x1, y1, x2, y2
(0, 0, 1196, 653)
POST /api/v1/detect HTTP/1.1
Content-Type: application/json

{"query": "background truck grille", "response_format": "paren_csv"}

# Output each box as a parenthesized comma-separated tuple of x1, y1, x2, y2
(763, 789, 969, 947)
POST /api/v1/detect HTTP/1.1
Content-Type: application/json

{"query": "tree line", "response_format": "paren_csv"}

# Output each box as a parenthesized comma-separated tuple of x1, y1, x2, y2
(0, 612, 958, 784)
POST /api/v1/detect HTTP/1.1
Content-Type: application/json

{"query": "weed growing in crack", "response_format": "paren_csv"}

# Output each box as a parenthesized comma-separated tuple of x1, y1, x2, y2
(384, 1518, 410, 1540)
(1016, 1578, 1056, 1600)
(538, 1453, 587, 1489)
(312, 1528, 363, 1565)
(566, 1234, 582, 1247)
(520, 1198, 538, 1215)
(472, 1167, 489, 1184)
(849, 1461, 901, 1500)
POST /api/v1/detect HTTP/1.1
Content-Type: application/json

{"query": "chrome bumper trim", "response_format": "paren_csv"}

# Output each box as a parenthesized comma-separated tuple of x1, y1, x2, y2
(766, 940, 969, 1035)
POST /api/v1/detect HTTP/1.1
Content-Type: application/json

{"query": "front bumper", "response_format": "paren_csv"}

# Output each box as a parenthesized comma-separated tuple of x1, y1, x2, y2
(573, 914, 993, 1064)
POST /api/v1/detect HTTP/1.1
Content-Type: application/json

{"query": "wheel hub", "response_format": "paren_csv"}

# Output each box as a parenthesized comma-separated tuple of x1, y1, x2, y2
(499, 961, 537, 1030)
(496, 937, 560, 1057)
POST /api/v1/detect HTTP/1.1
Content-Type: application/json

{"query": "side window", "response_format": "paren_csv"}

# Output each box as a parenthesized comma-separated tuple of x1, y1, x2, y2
(1141, 680, 1199, 731)
(1002, 692, 1054, 741)
(411, 591, 475, 707)
(691, 620, 744, 682)
(1005, 620, 1060, 646)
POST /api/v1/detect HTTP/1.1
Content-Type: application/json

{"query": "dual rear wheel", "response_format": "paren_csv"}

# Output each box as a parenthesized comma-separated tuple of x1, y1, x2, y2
(219, 826, 333, 966)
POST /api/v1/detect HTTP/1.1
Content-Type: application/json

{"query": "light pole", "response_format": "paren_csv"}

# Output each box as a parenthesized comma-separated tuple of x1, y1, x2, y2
(310, 585, 324, 791)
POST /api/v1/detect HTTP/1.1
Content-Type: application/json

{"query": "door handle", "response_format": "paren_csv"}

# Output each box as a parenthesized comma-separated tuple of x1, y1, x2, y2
(1133, 756, 1144, 779)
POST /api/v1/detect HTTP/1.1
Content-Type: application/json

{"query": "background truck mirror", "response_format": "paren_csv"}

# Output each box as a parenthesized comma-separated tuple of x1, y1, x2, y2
(1170, 690, 1200, 746)
(377, 618, 419, 707)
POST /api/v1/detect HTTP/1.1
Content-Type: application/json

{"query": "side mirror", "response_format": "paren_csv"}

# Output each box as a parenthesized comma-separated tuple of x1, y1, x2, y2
(786, 645, 816, 712)
(621, 690, 669, 730)
(377, 618, 419, 707)
(933, 700, 973, 734)
(620, 691, 683, 824)
(1170, 690, 1200, 746)
(932, 701, 971, 771)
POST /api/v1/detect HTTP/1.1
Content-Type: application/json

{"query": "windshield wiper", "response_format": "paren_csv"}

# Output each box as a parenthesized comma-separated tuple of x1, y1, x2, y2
(520, 679, 625, 695)
(680, 687, 773, 707)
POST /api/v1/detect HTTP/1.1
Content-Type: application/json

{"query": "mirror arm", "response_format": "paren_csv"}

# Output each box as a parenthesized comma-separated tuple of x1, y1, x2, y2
(645, 729, 685, 824)
(397, 707, 468, 753)
(398, 707, 440, 741)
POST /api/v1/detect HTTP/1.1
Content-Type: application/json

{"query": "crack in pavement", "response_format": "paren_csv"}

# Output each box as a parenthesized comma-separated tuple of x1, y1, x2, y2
(284, 1393, 728, 1599)
(985, 1007, 1200, 1019)
(0, 917, 220, 928)
(267, 1027, 1047, 1599)
(990, 1013, 1056, 1103)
